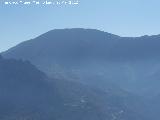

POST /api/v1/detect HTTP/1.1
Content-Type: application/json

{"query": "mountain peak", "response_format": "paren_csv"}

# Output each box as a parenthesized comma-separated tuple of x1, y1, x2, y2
(36, 28, 120, 40)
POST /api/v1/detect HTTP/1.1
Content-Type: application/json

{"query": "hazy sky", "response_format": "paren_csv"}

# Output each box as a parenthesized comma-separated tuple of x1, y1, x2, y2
(0, 0, 160, 52)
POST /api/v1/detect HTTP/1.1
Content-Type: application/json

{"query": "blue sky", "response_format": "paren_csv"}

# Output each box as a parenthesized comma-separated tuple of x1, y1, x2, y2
(0, 0, 160, 52)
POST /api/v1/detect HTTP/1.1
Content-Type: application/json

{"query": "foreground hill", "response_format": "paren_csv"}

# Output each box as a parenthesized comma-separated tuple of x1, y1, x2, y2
(3, 28, 160, 98)
(0, 55, 148, 120)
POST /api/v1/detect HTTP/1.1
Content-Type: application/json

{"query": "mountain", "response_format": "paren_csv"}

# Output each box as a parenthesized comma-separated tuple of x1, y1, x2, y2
(0, 55, 149, 120)
(3, 28, 160, 98)
(0, 55, 54, 119)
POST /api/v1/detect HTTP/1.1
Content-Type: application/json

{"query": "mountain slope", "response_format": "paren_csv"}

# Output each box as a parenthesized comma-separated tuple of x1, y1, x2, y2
(0, 55, 148, 120)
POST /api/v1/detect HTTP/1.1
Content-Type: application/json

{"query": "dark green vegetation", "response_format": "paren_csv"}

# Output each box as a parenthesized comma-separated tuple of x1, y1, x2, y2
(2, 28, 160, 119)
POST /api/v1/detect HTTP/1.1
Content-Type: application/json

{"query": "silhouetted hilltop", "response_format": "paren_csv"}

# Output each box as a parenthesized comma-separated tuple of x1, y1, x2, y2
(3, 28, 160, 61)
